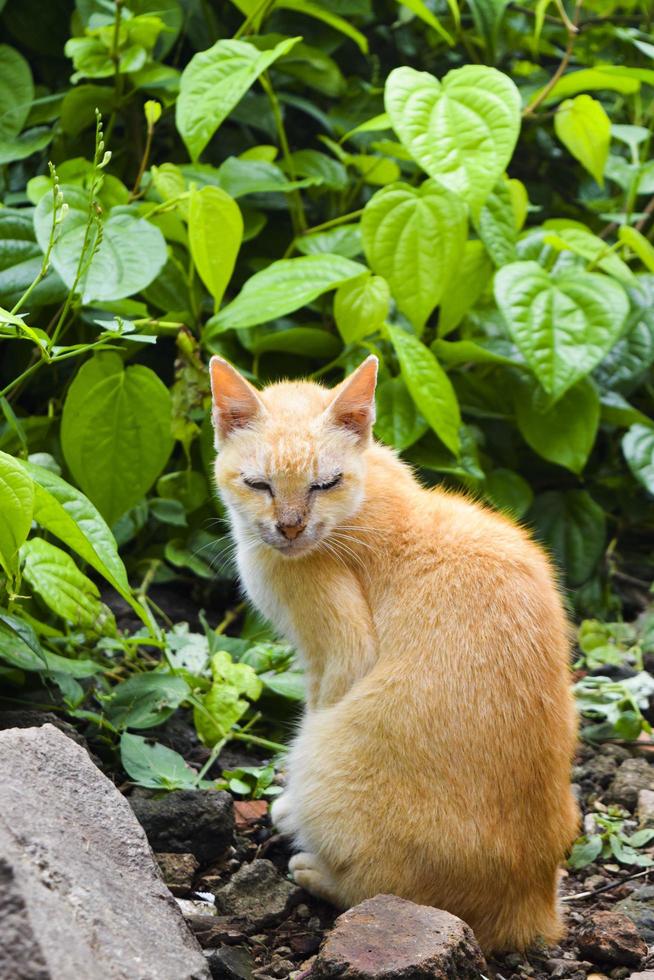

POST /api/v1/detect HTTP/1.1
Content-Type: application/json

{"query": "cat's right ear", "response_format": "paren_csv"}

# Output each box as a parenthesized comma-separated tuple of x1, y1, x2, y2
(209, 356, 264, 446)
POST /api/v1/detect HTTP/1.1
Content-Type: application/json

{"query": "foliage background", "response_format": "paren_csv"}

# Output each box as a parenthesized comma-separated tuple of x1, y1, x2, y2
(1, 0, 654, 786)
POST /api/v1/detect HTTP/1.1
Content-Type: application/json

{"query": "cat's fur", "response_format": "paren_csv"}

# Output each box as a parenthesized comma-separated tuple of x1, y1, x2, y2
(209, 354, 579, 953)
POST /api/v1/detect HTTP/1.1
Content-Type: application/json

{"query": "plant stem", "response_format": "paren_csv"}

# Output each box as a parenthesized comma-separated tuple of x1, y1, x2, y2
(194, 739, 227, 785)
(522, 0, 583, 118)
(231, 730, 287, 753)
(260, 74, 306, 234)
(215, 601, 246, 635)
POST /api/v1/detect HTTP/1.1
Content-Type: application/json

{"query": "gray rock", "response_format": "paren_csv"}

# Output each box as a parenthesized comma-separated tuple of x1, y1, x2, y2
(607, 758, 654, 811)
(629, 973, 654, 979)
(204, 945, 254, 979)
(312, 894, 487, 979)
(129, 788, 234, 865)
(156, 852, 200, 895)
(214, 859, 298, 929)
(0, 724, 209, 980)
(638, 789, 654, 827)
(617, 885, 654, 943)
(577, 910, 647, 968)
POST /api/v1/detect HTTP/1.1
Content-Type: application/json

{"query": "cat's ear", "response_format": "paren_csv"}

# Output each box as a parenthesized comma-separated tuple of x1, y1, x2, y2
(327, 355, 378, 442)
(209, 356, 264, 444)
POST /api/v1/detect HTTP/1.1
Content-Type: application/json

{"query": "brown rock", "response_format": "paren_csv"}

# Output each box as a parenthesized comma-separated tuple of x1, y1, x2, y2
(607, 759, 654, 811)
(312, 894, 486, 979)
(577, 911, 647, 968)
(157, 852, 200, 896)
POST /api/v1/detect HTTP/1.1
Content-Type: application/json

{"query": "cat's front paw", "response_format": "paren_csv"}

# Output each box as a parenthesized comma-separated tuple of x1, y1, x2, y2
(288, 852, 342, 907)
(270, 792, 296, 835)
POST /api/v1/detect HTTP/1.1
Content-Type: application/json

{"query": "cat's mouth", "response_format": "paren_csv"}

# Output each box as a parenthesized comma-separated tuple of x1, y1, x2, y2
(258, 524, 320, 557)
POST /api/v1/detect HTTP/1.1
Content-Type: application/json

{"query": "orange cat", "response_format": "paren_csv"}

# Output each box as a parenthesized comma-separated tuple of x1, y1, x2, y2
(209, 354, 579, 953)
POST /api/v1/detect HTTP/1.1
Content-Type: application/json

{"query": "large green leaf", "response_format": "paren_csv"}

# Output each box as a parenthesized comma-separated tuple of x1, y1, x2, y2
(176, 36, 299, 161)
(623, 425, 654, 495)
(554, 95, 610, 187)
(361, 181, 467, 333)
(494, 261, 629, 400)
(334, 272, 390, 343)
(385, 65, 521, 213)
(0, 449, 34, 577)
(120, 733, 200, 790)
(438, 240, 493, 336)
(20, 537, 115, 633)
(0, 613, 100, 677)
(484, 469, 533, 519)
(387, 326, 460, 455)
(25, 461, 129, 594)
(61, 353, 174, 526)
(529, 490, 606, 586)
(476, 179, 516, 267)
(374, 376, 428, 451)
(104, 672, 190, 730)
(205, 254, 366, 335)
(188, 185, 243, 309)
(0, 209, 66, 309)
(514, 378, 599, 474)
(34, 185, 167, 304)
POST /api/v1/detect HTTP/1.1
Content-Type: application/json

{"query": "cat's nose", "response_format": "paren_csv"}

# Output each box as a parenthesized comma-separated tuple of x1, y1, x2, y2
(277, 521, 305, 540)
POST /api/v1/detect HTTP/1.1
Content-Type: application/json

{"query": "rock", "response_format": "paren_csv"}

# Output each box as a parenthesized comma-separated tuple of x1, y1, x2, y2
(0, 709, 96, 761)
(0, 724, 209, 980)
(312, 894, 486, 979)
(577, 911, 647, 968)
(576, 745, 630, 790)
(204, 945, 254, 979)
(616, 885, 654, 943)
(607, 759, 654, 811)
(546, 958, 592, 979)
(187, 916, 248, 948)
(157, 852, 200, 896)
(178, 898, 218, 917)
(214, 859, 298, 929)
(629, 973, 654, 979)
(129, 788, 234, 865)
(638, 790, 654, 827)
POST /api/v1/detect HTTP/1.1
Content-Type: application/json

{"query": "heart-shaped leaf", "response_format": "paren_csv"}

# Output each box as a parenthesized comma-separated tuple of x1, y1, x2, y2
(494, 260, 629, 400)
(514, 377, 599, 474)
(385, 65, 521, 213)
(623, 424, 654, 495)
(361, 180, 467, 333)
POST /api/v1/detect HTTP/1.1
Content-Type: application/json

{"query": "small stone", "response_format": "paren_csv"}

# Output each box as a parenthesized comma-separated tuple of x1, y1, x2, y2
(177, 898, 218, 917)
(629, 973, 654, 979)
(616, 885, 654, 942)
(296, 905, 311, 920)
(157, 852, 200, 895)
(204, 945, 254, 979)
(129, 789, 234, 865)
(214, 859, 299, 929)
(607, 759, 654, 811)
(268, 958, 296, 977)
(638, 789, 654, 827)
(187, 916, 248, 948)
(610, 969, 631, 979)
(577, 911, 647, 967)
(547, 958, 589, 978)
(312, 894, 486, 979)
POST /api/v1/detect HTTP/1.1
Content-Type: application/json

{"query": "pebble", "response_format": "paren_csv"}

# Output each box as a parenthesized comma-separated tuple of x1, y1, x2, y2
(577, 911, 647, 968)
(156, 851, 199, 896)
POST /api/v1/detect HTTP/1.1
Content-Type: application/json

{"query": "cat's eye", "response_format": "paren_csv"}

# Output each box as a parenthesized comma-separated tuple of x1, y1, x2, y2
(243, 477, 273, 494)
(310, 474, 343, 492)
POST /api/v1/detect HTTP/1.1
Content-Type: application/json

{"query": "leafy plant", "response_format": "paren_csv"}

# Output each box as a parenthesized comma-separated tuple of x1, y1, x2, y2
(569, 810, 654, 870)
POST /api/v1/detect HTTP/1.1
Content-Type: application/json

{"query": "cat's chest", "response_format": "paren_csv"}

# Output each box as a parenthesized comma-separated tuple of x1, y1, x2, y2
(236, 546, 302, 640)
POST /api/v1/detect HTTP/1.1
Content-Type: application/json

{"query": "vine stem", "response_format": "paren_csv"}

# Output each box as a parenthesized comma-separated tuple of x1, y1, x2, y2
(522, 0, 583, 118)
(260, 73, 306, 234)
(231, 730, 287, 753)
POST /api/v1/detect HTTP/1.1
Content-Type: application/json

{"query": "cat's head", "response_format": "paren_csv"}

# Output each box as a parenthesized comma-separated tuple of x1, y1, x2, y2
(210, 356, 378, 557)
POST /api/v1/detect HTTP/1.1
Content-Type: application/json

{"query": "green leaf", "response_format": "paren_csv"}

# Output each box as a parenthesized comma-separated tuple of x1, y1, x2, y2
(361, 181, 467, 333)
(619, 225, 654, 273)
(20, 537, 115, 633)
(334, 272, 390, 343)
(217, 157, 319, 197)
(276, 0, 368, 53)
(387, 326, 461, 456)
(374, 376, 428, 451)
(484, 469, 533, 519)
(554, 95, 610, 187)
(538, 66, 651, 105)
(104, 672, 190, 730)
(467, 0, 510, 61)
(0, 613, 100, 677)
(211, 649, 262, 700)
(476, 179, 517, 267)
(0, 209, 66, 309)
(296, 225, 362, 258)
(542, 225, 635, 286)
(34, 185, 167, 304)
(514, 378, 599, 474)
(176, 36, 300, 161)
(494, 261, 629, 400)
(431, 338, 514, 367)
(0, 44, 33, 140)
(529, 490, 606, 586)
(25, 461, 129, 594)
(120, 733, 200, 790)
(61, 353, 174, 526)
(438, 240, 493, 337)
(623, 424, 654, 495)
(385, 65, 521, 214)
(289, 150, 347, 191)
(188, 185, 243, 309)
(0, 449, 34, 577)
(260, 669, 305, 701)
(394, 0, 453, 44)
(206, 254, 366, 335)
(194, 685, 247, 747)
(240, 325, 341, 358)
(568, 834, 603, 870)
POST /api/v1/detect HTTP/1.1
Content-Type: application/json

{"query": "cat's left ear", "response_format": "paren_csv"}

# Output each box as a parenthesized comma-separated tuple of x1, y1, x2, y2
(209, 356, 265, 446)
(327, 355, 378, 442)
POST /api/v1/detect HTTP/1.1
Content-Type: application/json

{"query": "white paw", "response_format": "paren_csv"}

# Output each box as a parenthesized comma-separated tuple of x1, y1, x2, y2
(270, 793, 296, 835)
(288, 852, 340, 907)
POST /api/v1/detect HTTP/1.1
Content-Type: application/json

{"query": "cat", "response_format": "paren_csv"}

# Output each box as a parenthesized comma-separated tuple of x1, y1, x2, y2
(209, 353, 579, 954)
